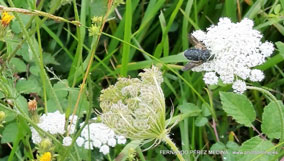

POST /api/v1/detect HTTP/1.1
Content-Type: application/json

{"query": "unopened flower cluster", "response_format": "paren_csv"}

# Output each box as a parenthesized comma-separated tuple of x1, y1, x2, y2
(190, 18, 274, 93)
(76, 118, 126, 155)
(31, 111, 77, 145)
(99, 66, 167, 141)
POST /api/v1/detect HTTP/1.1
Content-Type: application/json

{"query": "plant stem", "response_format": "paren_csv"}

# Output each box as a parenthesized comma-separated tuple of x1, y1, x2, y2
(163, 135, 185, 161)
(247, 86, 284, 143)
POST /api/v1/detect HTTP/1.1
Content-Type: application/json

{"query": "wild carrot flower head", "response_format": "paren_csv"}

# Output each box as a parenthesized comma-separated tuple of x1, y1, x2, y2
(190, 18, 274, 93)
(76, 118, 126, 155)
(31, 111, 77, 144)
(99, 66, 168, 141)
(1, 11, 14, 27)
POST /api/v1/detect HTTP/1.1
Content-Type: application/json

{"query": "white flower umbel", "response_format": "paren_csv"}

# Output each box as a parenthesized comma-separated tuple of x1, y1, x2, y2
(190, 18, 274, 94)
(76, 120, 126, 155)
(63, 136, 72, 146)
(30, 111, 78, 145)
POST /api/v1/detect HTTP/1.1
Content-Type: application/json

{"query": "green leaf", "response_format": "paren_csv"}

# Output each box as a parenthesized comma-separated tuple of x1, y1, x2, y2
(43, 52, 60, 65)
(1, 122, 18, 143)
(202, 103, 211, 117)
(29, 65, 40, 76)
(16, 76, 41, 94)
(210, 142, 226, 151)
(261, 101, 284, 139)
(236, 136, 275, 161)
(10, 57, 26, 73)
(195, 116, 208, 127)
(53, 80, 69, 98)
(15, 95, 29, 115)
(220, 92, 256, 127)
(178, 102, 200, 114)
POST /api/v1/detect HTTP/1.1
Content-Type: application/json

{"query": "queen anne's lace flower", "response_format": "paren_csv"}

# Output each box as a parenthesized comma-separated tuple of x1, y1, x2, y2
(190, 18, 274, 93)
(100, 66, 167, 140)
(63, 136, 72, 146)
(76, 120, 126, 155)
(203, 72, 218, 85)
(30, 111, 78, 145)
(232, 80, 247, 94)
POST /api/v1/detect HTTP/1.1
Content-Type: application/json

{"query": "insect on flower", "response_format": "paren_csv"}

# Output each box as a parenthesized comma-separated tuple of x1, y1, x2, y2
(182, 34, 214, 71)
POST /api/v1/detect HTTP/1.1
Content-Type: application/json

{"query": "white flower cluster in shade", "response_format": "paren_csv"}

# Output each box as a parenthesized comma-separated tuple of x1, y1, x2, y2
(190, 18, 274, 93)
(31, 111, 77, 145)
(76, 118, 127, 155)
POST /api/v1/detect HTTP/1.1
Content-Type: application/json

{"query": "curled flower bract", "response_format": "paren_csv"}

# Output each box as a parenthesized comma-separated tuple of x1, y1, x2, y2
(190, 18, 274, 93)
(100, 66, 168, 141)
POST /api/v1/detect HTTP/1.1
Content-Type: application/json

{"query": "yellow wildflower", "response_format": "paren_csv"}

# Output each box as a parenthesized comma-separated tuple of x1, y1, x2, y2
(39, 152, 51, 161)
(1, 11, 14, 27)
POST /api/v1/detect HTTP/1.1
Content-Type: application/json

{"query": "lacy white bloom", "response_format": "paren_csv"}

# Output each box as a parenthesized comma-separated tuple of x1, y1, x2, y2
(99, 145, 110, 155)
(249, 69, 264, 82)
(30, 111, 78, 145)
(63, 136, 72, 146)
(190, 18, 274, 93)
(232, 80, 247, 94)
(203, 72, 218, 85)
(76, 119, 126, 155)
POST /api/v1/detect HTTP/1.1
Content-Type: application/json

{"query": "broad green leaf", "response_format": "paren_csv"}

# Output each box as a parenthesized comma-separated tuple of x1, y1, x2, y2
(178, 102, 200, 114)
(10, 57, 26, 73)
(1, 122, 18, 143)
(16, 77, 41, 94)
(195, 116, 208, 127)
(202, 103, 211, 117)
(220, 92, 256, 127)
(29, 65, 40, 76)
(210, 142, 226, 151)
(261, 101, 284, 139)
(43, 52, 60, 65)
(0, 105, 16, 122)
(53, 80, 69, 98)
(236, 136, 275, 161)
(15, 95, 28, 115)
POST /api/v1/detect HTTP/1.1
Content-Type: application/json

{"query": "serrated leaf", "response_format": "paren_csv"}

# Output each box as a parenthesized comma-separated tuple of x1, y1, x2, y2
(43, 52, 59, 65)
(1, 122, 18, 143)
(237, 136, 275, 161)
(226, 141, 240, 150)
(10, 58, 26, 73)
(195, 116, 208, 127)
(53, 80, 69, 98)
(261, 101, 284, 139)
(29, 65, 40, 76)
(210, 142, 226, 150)
(16, 77, 41, 94)
(220, 92, 256, 127)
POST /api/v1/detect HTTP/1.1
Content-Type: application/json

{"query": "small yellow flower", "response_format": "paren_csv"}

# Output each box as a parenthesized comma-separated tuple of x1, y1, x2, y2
(1, 11, 14, 27)
(39, 152, 51, 161)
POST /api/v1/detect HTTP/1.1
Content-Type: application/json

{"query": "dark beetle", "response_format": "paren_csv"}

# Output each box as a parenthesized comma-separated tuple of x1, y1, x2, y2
(184, 48, 212, 61)
(182, 34, 214, 71)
